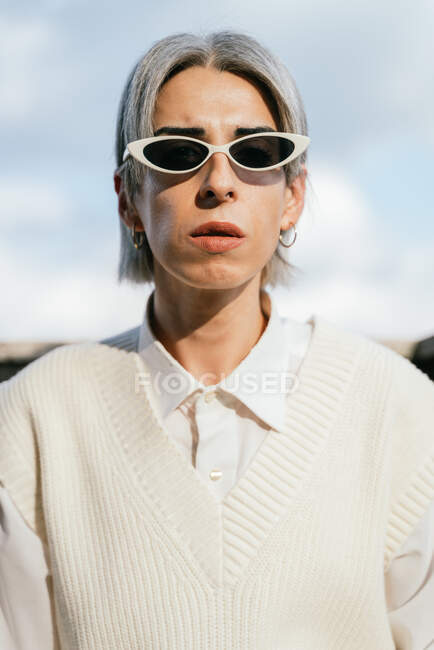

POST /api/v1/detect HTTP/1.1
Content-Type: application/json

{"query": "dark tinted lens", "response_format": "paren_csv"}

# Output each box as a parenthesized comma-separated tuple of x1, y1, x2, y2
(143, 139, 209, 171)
(230, 135, 295, 169)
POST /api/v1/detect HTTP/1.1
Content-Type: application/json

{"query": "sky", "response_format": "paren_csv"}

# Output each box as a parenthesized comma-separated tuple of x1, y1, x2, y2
(1, 0, 433, 342)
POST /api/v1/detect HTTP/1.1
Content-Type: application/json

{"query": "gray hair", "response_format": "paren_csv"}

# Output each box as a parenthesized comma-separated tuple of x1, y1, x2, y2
(114, 30, 309, 288)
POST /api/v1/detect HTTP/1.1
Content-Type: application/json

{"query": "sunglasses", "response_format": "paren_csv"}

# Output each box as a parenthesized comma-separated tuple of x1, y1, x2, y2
(122, 131, 310, 174)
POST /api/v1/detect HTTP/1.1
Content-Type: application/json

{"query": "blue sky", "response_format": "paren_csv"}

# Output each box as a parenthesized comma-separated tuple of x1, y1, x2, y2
(1, 0, 433, 341)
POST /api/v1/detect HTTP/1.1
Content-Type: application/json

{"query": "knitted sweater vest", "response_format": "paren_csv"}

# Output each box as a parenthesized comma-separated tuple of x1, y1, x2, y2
(1, 315, 433, 650)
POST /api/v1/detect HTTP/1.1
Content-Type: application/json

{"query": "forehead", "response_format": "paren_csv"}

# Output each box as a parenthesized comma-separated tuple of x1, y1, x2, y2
(152, 66, 278, 132)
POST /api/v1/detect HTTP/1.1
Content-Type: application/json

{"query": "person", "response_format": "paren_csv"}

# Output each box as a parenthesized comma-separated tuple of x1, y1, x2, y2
(1, 30, 433, 650)
(412, 335, 434, 381)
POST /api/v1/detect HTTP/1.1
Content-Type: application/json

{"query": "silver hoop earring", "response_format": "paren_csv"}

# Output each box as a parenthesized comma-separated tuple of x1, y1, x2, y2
(279, 223, 297, 248)
(131, 223, 146, 249)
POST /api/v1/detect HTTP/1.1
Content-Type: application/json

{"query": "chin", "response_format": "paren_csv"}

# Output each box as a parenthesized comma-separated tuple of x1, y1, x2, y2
(177, 265, 263, 291)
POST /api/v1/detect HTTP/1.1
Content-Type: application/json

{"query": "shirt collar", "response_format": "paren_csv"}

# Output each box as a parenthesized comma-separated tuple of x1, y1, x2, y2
(138, 289, 310, 432)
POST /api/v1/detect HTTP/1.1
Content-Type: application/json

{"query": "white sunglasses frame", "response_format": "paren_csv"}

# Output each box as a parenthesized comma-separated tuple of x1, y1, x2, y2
(122, 131, 310, 174)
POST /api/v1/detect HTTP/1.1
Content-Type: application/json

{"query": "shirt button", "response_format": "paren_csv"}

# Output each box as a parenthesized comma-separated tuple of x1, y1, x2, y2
(209, 469, 223, 481)
(204, 390, 216, 403)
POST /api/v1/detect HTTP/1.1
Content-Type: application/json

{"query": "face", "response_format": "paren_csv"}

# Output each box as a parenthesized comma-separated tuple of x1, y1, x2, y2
(118, 65, 306, 290)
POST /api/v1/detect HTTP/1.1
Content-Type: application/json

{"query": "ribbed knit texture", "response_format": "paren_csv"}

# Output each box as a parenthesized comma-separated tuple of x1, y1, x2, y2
(1, 315, 433, 650)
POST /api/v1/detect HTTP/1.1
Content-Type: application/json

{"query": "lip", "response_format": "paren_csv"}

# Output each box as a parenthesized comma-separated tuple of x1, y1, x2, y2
(189, 220, 246, 237)
(189, 235, 245, 253)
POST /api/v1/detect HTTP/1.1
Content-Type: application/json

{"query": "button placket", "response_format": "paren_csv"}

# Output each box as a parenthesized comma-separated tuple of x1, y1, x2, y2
(195, 391, 226, 491)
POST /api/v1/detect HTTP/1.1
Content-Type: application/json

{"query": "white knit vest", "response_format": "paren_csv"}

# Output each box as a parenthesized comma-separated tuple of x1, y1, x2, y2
(1, 315, 433, 650)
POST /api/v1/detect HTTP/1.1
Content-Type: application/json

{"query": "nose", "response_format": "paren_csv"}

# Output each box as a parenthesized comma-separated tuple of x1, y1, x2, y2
(198, 152, 237, 202)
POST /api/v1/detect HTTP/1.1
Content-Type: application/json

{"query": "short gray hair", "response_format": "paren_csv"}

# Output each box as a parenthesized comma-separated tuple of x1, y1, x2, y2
(114, 30, 309, 288)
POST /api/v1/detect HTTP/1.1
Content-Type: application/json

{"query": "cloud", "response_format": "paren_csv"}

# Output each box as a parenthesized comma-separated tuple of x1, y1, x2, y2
(295, 162, 383, 273)
(0, 238, 150, 340)
(0, 178, 70, 228)
(0, 15, 58, 121)
(274, 162, 434, 341)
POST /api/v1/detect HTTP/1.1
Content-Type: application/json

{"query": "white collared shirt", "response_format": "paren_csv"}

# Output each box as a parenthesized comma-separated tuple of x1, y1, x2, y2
(137, 289, 312, 501)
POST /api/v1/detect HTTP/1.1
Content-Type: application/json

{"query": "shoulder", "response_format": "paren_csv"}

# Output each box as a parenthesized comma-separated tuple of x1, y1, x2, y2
(307, 313, 402, 372)
(0, 343, 91, 418)
(307, 314, 434, 410)
(3, 321, 140, 386)
(0, 338, 137, 412)
(318, 313, 428, 366)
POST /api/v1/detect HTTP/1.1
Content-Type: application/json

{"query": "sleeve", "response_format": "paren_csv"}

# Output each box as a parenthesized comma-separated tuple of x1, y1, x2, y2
(385, 499, 434, 650)
(0, 606, 17, 650)
(0, 373, 43, 540)
(0, 370, 62, 648)
(0, 485, 57, 650)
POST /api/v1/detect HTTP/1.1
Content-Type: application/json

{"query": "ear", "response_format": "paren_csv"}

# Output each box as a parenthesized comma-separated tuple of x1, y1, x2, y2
(280, 164, 307, 232)
(113, 171, 145, 232)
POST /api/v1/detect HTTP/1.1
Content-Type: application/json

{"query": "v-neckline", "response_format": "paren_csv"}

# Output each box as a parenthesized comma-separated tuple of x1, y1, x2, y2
(94, 313, 360, 588)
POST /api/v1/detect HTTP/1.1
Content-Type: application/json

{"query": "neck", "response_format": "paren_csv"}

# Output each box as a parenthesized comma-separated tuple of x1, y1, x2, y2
(149, 274, 270, 386)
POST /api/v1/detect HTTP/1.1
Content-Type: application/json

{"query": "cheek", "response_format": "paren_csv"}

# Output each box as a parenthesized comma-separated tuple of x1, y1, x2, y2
(251, 191, 285, 238)
(139, 185, 182, 249)
(145, 204, 173, 246)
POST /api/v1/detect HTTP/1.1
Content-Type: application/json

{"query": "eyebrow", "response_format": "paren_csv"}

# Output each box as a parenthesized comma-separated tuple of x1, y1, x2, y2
(153, 126, 277, 137)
